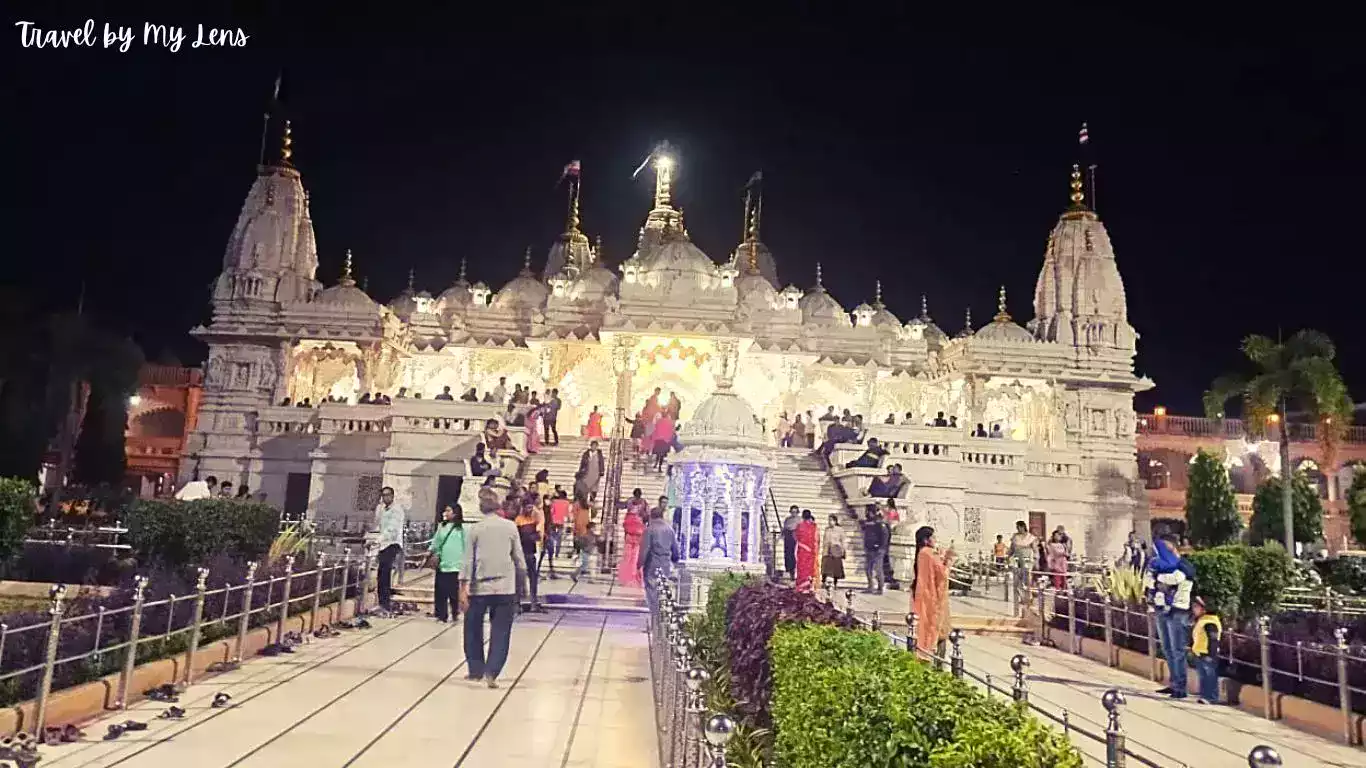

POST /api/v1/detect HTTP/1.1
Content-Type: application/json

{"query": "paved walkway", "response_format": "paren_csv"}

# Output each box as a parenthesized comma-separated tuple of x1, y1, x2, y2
(844, 586, 1365, 767)
(40, 576, 657, 768)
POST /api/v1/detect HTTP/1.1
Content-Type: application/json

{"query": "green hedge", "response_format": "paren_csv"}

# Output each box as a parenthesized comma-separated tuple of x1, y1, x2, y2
(124, 499, 279, 568)
(1187, 548, 1243, 618)
(0, 478, 37, 563)
(770, 623, 1082, 768)
(690, 571, 757, 668)
(1187, 544, 1292, 621)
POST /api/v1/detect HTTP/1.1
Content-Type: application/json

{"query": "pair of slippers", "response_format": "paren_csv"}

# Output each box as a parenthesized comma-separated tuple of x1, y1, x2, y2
(258, 643, 296, 657)
(336, 618, 371, 630)
(42, 724, 84, 743)
(158, 706, 186, 720)
(212, 693, 233, 709)
(282, 631, 305, 646)
(206, 660, 241, 673)
(103, 720, 148, 740)
(144, 684, 179, 703)
(313, 625, 341, 638)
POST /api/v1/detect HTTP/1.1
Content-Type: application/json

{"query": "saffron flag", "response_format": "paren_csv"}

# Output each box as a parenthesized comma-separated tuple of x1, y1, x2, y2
(744, 170, 763, 189)
(558, 160, 581, 186)
(1078, 122, 1090, 145)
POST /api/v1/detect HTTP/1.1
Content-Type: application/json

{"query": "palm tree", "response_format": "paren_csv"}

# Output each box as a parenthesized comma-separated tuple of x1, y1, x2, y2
(1204, 331, 1352, 554)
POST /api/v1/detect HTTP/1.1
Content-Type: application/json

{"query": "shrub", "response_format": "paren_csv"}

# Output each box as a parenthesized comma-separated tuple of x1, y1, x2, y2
(0, 478, 38, 563)
(1184, 450, 1242, 548)
(124, 499, 280, 568)
(1236, 543, 1292, 618)
(770, 623, 1081, 767)
(1314, 555, 1366, 595)
(692, 571, 757, 668)
(725, 582, 851, 721)
(1187, 548, 1243, 618)
(1249, 472, 1324, 549)
(1104, 566, 1145, 606)
(1149, 516, 1187, 538)
(1348, 470, 1366, 547)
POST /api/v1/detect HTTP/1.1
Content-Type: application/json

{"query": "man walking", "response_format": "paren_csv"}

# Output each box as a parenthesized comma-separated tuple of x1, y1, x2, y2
(460, 488, 528, 688)
(781, 506, 801, 581)
(639, 505, 679, 617)
(860, 506, 887, 594)
(371, 487, 406, 611)
(544, 388, 562, 445)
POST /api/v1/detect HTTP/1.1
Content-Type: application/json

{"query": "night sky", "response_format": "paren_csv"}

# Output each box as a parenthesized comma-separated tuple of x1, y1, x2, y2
(7, 8, 1362, 416)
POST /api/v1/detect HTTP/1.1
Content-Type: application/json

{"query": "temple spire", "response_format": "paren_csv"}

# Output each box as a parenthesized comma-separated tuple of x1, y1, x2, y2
(458, 258, 467, 283)
(994, 285, 1011, 321)
(963, 306, 973, 334)
(406, 268, 415, 294)
(815, 262, 824, 290)
(565, 174, 582, 235)
(594, 234, 604, 263)
(919, 294, 930, 321)
(652, 141, 675, 210)
(522, 246, 533, 274)
(1068, 163, 1085, 209)
(341, 249, 355, 286)
(874, 280, 884, 308)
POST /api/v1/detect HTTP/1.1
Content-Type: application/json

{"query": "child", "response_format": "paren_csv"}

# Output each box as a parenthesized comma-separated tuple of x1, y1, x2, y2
(573, 522, 599, 583)
(1190, 596, 1222, 704)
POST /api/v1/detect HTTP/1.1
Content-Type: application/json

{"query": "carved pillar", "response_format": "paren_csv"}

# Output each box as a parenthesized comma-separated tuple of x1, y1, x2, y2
(712, 338, 741, 389)
(611, 335, 639, 437)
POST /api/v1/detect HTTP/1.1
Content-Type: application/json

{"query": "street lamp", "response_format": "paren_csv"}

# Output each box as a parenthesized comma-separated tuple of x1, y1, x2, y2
(128, 395, 141, 407)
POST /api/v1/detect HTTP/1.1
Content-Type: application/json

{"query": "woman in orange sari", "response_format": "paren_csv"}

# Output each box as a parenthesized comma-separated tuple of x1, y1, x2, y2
(793, 510, 819, 592)
(617, 505, 646, 587)
(584, 405, 604, 439)
(911, 525, 955, 656)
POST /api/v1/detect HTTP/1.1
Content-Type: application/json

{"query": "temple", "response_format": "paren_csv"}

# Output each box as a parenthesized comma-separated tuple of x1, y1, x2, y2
(183, 130, 1153, 555)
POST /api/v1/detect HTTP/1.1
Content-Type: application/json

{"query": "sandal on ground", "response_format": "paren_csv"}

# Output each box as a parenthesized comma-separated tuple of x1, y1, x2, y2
(104, 725, 125, 741)
(206, 660, 241, 673)
(211, 692, 232, 708)
(63, 724, 84, 742)
(259, 644, 281, 657)
(158, 706, 186, 720)
(122, 720, 148, 732)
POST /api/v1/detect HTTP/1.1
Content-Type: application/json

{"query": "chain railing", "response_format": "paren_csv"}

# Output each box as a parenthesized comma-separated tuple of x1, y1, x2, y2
(1017, 572, 1365, 748)
(0, 550, 380, 744)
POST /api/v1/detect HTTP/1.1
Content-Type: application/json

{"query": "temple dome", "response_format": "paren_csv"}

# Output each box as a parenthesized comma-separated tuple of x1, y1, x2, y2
(437, 282, 472, 311)
(316, 281, 376, 310)
(736, 273, 780, 311)
(637, 232, 717, 277)
(567, 264, 620, 303)
(679, 389, 765, 448)
(388, 290, 418, 319)
(871, 305, 901, 329)
(799, 287, 852, 327)
(729, 240, 779, 288)
(492, 273, 549, 311)
(975, 316, 1034, 343)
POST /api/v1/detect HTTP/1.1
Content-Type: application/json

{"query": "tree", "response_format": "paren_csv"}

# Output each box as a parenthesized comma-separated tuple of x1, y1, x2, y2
(1347, 469, 1366, 548)
(1248, 473, 1323, 551)
(1184, 449, 1242, 547)
(1204, 331, 1352, 554)
(72, 379, 133, 487)
(0, 478, 37, 563)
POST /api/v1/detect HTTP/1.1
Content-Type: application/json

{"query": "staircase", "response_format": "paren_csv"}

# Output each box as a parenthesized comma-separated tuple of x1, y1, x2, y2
(520, 435, 602, 499)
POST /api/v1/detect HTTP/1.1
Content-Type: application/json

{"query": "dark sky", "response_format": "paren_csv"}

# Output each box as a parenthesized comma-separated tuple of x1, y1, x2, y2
(7, 7, 1363, 416)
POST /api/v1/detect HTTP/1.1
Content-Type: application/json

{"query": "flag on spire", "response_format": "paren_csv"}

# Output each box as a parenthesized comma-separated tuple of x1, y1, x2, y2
(744, 170, 763, 190)
(1078, 122, 1090, 145)
(272, 71, 282, 103)
(560, 160, 581, 181)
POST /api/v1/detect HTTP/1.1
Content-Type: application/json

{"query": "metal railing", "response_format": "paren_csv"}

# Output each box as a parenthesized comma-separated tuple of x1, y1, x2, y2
(1136, 412, 1366, 444)
(645, 571, 1292, 767)
(1017, 574, 1365, 747)
(0, 550, 381, 743)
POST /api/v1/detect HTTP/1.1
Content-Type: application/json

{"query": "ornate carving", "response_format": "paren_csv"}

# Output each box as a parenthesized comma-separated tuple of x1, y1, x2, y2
(712, 338, 740, 389)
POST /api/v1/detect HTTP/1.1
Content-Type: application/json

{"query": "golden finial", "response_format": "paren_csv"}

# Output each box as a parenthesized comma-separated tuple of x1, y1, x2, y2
(566, 175, 582, 235)
(920, 294, 930, 320)
(815, 262, 824, 289)
(341, 249, 355, 285)
(1069, 164, 1084, 207)
(874, 280, 884, 308)
(965, 306, 973, 331)
(407, 268, 415, 294)
(653, 141, 675, 210)
(994, 285, 1012, 322)
(523, 246, 533, 274)
(281, 120, 293, 165)
(594, 234, 604, 264)
(458, 258, 467, 283)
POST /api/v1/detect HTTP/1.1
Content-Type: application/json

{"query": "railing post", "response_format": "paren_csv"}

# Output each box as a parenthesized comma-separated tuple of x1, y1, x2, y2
(686, 667, 710, 768)
(183, 567, 210, 687)
(1038, 584, 1049, 643)
(117, 576, 149, 708)
(276, 555, 295, 642)
(1334, 627, 1357, 745)
(702, 713, 735, 768)
(1258, 615, 1274, 720)
(845, 589, 854, 618)
(33, 584, 67, 740)
(337, 548, 351, 620)
(1103, 599, 1115, 667)
(1011, 654, 1030, 703)
(1102, 689, 1126, 768)
(1247, 745, 1283, 766)
(356, 551, 374, 615)
(949, 628, 965, 679)
(311, 553, 328, 632)
(235, 562, 259, 663)
(1067, 588, 1079, 654)
(1146, 606, 1159, 680)
(871, 610, 882, 632)
(92, 606, 106, 663)
(905, 612, 918, 652)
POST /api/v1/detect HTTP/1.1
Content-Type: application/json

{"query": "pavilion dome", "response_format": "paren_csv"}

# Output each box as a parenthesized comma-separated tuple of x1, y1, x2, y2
(729, 239, 779, 288)
(437, 282, 472, 311)
(799, 270, 852, 328)
(316, 282, 377, 310)
(904, 296, 946, 342)
(975, 290, 1034, 344)
(491, 252, 550, 311)
(567, 264, 620, 303)
(680, 389, 766, 448)
(736, 272, 781, 312)
(636, 231, 718, 277)
(871, 305, 901, 330)
(388, 290, 418, 319)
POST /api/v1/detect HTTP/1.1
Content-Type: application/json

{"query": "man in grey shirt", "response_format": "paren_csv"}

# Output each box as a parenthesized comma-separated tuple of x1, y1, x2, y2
(544, 387, 562, 446)
(638, 504, 679, 617)
(460, 488, 527, 688)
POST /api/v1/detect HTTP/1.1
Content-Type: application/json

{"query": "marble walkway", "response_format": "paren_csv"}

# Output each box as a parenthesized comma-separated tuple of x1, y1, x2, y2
(38, 575, 658, 768)
(845, 586, 1366, 767)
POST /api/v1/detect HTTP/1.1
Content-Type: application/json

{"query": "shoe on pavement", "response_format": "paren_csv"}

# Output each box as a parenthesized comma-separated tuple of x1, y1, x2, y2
(1169, 691, 1187, 700)
(1155, 686, 1174, 694)
(485, 676, 499, 689)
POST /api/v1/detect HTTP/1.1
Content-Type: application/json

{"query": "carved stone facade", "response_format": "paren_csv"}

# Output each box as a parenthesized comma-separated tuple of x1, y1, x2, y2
(183, 142, 1152, 554)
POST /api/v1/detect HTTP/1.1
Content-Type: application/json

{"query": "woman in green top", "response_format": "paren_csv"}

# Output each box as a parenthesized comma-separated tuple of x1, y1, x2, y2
(430, 504, 467, 622)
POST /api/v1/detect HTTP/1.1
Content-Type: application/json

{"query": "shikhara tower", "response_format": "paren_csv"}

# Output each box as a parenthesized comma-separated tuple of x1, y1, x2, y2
(185, 130, 1151, 556)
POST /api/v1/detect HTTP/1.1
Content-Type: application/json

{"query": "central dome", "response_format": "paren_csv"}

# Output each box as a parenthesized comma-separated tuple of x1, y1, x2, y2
(679, 389, 765, 447)
(637, 233, 717, 277)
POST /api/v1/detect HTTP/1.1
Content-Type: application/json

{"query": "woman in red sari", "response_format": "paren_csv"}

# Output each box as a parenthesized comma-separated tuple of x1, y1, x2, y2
(584, 405, 604, 439)
(911, 525, 955, 656)
(616, 498, 647, 587)
(794, 510, 819, 592)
